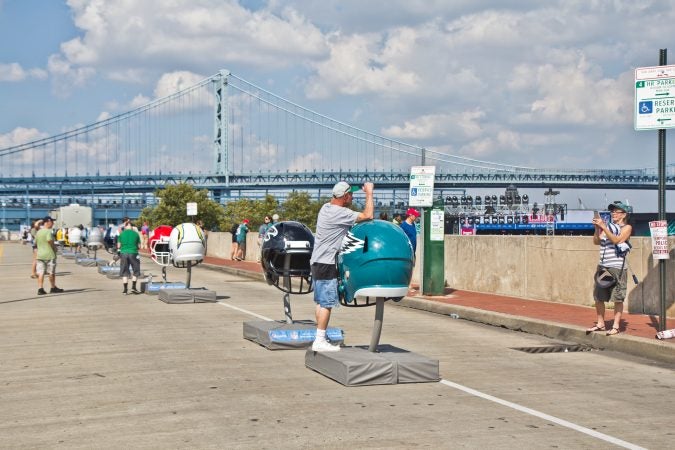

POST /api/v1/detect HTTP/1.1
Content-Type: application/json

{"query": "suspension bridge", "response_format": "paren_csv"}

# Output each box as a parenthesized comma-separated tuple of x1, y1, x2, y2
(0, 70, 673, 227)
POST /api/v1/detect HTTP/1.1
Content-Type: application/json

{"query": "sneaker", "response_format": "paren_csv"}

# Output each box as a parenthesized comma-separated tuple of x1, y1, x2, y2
(311, 340, 341, 352)
(122, 290, 128, 295)
(50, 287, 64, 294)
(37, 288, 47, 295)
(131, 288, 141, 295)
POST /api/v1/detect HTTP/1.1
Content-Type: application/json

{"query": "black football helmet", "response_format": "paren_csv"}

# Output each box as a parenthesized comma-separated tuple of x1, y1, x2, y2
(261, 221, 314, 294)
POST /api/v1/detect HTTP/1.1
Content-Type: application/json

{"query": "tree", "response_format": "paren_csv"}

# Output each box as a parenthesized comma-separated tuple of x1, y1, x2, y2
(138, 183, 224, 230)
(280, 191, 327, 231)
(219, 194, 280, 232)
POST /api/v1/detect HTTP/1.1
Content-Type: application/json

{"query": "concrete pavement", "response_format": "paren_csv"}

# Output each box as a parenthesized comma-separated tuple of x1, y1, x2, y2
(1, 242, 673, 449)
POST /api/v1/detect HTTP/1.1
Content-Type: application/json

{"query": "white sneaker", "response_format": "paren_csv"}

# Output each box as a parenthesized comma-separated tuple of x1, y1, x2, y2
(311, 340, 341, 352)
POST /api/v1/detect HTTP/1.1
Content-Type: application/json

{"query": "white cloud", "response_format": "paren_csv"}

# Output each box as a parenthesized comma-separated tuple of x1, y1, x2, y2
(382, 110, 485, 140)
(153, 71, 205, 98)
(53, 0, 327, 88)
(305, 31, 420, 99)
(0, 127, 49, 149)
(129, 94, 151, 109)
(0, 63, 47, 82)
(287, 151, 322, 172)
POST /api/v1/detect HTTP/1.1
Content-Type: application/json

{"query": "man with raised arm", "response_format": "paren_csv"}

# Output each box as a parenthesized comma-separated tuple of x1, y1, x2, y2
(309, 181, 374, 352)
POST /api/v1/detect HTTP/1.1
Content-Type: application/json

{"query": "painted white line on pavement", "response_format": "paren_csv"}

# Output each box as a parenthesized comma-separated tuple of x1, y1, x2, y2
(440, 379, 646, 450)
(217, 299, 644, 450)
(217, 301, 273, 321)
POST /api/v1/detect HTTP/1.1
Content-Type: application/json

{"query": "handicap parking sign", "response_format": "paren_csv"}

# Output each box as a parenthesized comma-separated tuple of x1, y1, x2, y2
(639, 101, 653, 114)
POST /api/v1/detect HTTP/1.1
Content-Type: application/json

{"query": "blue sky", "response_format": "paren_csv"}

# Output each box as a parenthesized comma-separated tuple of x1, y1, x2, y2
(0, 0, 674, 211)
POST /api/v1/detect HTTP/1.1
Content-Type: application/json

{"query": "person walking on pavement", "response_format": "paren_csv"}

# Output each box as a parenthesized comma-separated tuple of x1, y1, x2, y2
(310, 181, 374, 352)
(391, 213, 402, 226)
(400, 208, 420, 253)
(117, 220, 141, 295)
(257, 215, 272, 262)
(140, 221, 149, 250)
(229, 222, 239, 260)
(587, 202, 633, 336)
(35, 216, 64, 295)
(400, 207, 420, 293)
(235, 219, 250, 261)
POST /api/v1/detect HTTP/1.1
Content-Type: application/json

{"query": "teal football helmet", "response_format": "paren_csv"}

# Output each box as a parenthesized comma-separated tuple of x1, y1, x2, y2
(337, 220, 414, 306)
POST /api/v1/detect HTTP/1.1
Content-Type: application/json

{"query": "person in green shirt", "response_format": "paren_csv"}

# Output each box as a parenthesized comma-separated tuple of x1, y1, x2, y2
(117, 219, 141, 295)
(35, 216, 64, 295)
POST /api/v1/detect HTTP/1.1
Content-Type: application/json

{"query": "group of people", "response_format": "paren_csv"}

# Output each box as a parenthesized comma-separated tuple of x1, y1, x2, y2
(28, 215, 143, 297)
(24, 185, 634, 346)
(229, 213, 280, 262)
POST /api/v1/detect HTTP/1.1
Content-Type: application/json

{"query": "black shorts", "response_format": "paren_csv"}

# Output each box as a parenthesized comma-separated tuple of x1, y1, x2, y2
(311, 262, 338, 280)
(120, 253, 141, 277)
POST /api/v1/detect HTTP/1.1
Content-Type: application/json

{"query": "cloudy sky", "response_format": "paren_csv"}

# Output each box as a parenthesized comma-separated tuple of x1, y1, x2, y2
(0, 0, 673, 211)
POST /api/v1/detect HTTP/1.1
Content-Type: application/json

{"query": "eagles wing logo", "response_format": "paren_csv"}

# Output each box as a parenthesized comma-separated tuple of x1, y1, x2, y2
(264, 225, 278, 242)
(340, 231, 364, 254)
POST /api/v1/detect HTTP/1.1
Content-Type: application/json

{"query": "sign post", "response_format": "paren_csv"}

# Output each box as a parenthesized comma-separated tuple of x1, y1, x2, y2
(635, 49, 670, 332)
(186, 202, 198, 218)
(635, 64, 675, 130)
(409, 166, 436, 294)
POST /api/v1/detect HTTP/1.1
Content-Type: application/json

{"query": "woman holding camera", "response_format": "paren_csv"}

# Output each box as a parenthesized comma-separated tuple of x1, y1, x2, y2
(587, 202, 633, 336)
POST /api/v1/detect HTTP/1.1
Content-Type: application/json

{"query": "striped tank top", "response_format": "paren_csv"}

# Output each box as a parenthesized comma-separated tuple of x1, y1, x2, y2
(598, 223, 627, 269)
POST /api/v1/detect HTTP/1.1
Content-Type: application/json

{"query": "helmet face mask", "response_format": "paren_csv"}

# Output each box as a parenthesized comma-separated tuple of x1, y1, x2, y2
(338, 220, 414, 305)
(261, 221, 314, 294)
(150, 225, 173, 266)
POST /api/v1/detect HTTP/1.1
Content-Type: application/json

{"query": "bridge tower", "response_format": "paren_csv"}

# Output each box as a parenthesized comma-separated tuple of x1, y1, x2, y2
(212, 70, 230, 184)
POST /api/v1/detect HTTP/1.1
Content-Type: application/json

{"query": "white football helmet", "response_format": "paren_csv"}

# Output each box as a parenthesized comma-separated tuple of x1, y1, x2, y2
(169, 223, 206, 268)
(87, 227, 104, 250)
(68, 227, 82, 247)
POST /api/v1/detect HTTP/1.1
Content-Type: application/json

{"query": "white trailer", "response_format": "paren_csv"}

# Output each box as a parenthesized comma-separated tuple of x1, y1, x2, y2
(50, 204, 93, 230)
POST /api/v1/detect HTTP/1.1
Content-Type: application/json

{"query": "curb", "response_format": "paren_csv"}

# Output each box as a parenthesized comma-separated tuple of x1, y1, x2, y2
(396, 297, 675, 365)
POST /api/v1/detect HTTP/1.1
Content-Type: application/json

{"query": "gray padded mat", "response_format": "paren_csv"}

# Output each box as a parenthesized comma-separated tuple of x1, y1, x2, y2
(158, 288, 217, 304)
(143, 281, 187, 295)
(98, 265, 119, 274)
(305, 344, 439, 386)
(76, 257, 107, 267)
(243, 320, 343, 350)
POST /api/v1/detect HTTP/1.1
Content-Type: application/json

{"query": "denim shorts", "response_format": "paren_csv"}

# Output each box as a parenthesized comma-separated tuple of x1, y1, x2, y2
(313, 278, 339, 309)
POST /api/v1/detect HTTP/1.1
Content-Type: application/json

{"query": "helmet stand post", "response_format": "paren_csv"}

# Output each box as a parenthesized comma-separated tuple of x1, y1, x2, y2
(368, 297, 385, 352)
(185, 261, 192, 289)
(282, 253, 293, 324)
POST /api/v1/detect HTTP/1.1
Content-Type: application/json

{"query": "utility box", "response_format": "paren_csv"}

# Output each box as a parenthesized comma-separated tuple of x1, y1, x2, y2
(422, 204, 445, 296)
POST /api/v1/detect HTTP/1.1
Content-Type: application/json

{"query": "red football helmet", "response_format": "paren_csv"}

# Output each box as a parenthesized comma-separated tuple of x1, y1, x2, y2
(149, 225, 173, 266)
